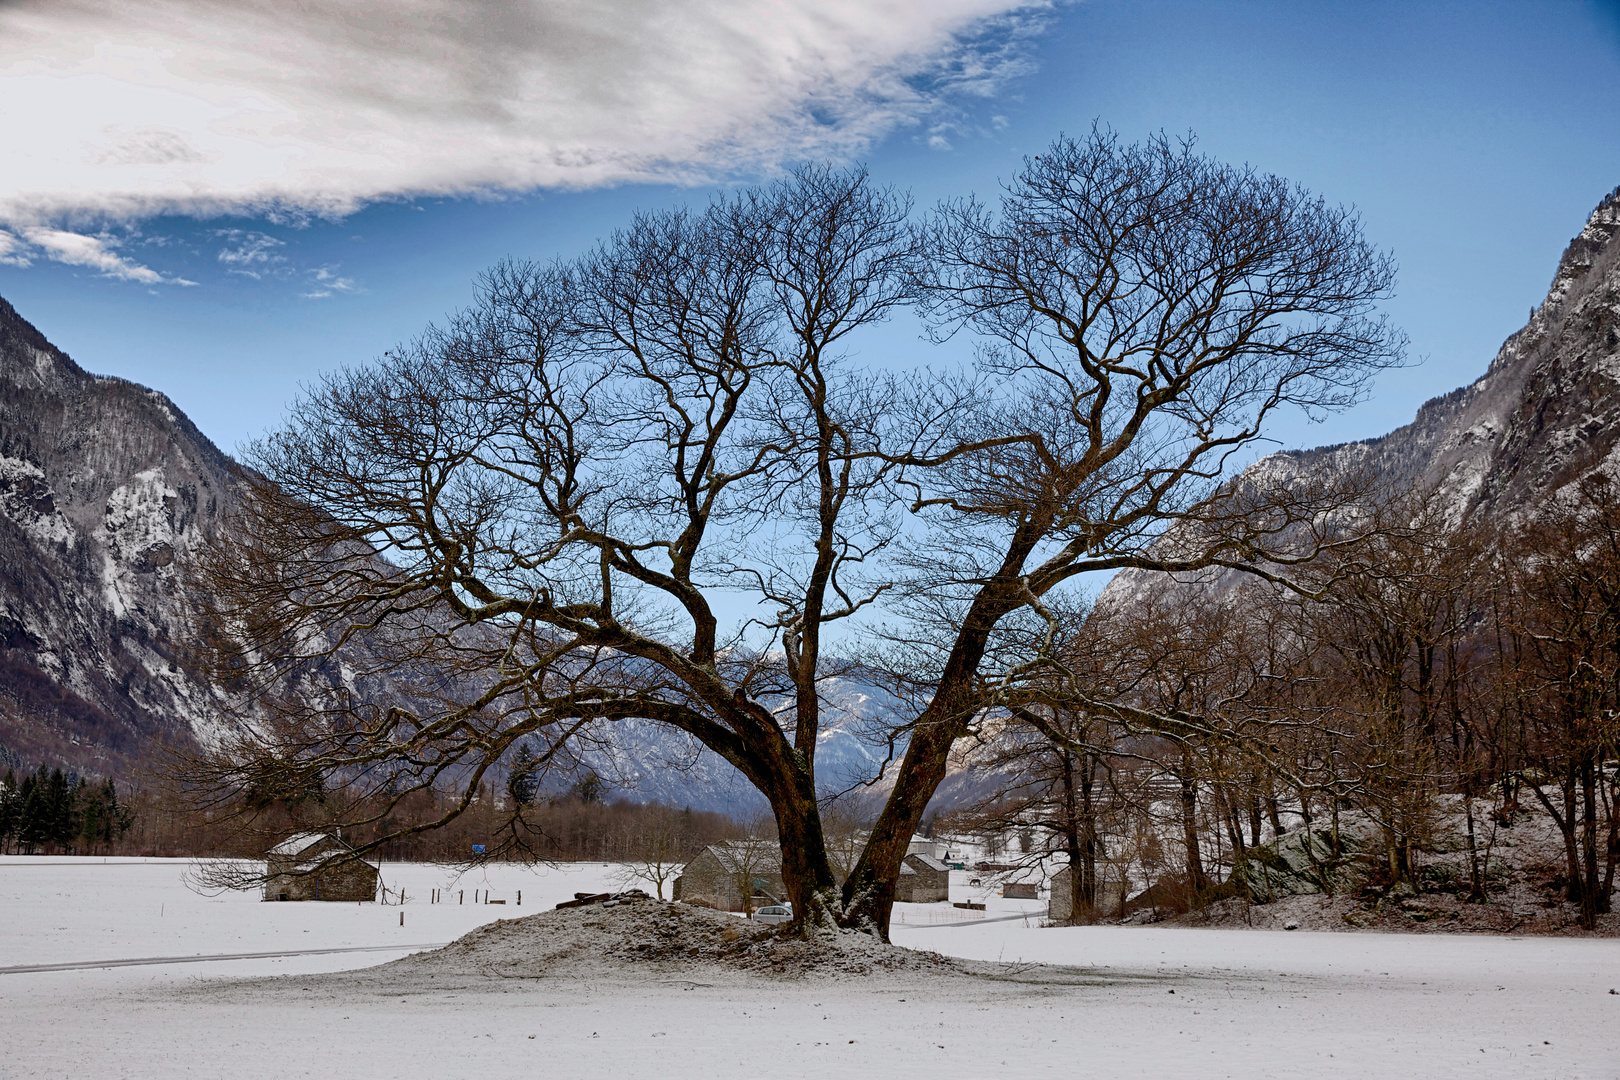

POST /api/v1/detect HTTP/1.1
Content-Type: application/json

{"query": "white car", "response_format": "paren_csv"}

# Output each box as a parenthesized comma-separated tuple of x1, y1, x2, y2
(750, 904, 793, 924)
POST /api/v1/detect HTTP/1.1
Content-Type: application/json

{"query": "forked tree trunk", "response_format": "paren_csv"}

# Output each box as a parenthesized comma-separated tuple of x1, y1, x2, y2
(750, 744, 841, 931)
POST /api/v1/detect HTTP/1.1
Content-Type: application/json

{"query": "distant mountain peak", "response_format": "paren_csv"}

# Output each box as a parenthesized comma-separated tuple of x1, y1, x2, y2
(1545, 183, 1620, 310)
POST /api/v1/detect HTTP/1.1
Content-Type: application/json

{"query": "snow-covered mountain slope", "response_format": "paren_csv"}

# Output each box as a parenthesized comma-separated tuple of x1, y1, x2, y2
(1100, 183, 1620, 610)
(0, 297, 915, 812)
(11, 184, 1614, 811)
(577, 675, 913, 815)
(0, 297, 241, 775)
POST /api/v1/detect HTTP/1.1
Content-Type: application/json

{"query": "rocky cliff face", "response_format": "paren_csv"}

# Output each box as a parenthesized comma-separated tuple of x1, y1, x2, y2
(0, 297, 241, 776)
(1099, 184, 1620, 611)
(0, 297, 898, 811)
(1292, 184, 1620, 521)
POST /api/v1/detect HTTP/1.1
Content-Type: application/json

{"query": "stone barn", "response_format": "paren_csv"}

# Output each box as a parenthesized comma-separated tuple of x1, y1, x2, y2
(672, 841, 786, 912)
(894, 852, 950, 903)
(1047, 866, 1127, 922)
(263, 831, 379, 902)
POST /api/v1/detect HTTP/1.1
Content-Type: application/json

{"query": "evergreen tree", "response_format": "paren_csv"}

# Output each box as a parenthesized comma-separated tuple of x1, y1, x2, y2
(0, 769, 16, 854)
(17, 768, 47, 851)
(47, 768, 75, 849)
(75, 778, 132, 850)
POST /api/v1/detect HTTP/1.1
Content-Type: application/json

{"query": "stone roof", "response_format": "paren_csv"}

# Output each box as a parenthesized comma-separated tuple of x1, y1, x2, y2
(906, 853, 949, 873)
(703, 840, 781, 873)
(268, 831, 335, 857)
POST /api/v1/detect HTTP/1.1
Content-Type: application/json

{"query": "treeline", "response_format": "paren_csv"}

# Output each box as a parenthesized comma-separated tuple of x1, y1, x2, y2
(72, 766, 745, 868)
(956, 478, 1620, 930)
(0, 766, 133, 854)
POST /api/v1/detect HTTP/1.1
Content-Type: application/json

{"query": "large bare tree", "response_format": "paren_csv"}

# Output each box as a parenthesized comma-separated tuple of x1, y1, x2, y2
(188, 130, 1403, 937)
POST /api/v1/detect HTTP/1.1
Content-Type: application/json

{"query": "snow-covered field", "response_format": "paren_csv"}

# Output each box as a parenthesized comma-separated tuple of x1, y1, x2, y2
(3, 856, 1617, 1079)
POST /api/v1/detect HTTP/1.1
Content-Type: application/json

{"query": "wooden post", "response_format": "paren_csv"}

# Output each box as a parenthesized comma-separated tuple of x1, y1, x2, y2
(400, 911, 404, 926)
(517, 890, 521, 907)
(460, 890, 464, 904)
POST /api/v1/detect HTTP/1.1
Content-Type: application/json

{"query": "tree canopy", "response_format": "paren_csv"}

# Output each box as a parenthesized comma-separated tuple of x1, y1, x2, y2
(189, 129, 1404, 937)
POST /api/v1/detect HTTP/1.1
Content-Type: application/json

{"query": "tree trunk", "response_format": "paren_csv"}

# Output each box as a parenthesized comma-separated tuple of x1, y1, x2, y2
(1058, 749, 1090, 924)
(1581, 756, 1602, 920)
(763, 769, 840, 930)
(1179, 765, 1208, 898)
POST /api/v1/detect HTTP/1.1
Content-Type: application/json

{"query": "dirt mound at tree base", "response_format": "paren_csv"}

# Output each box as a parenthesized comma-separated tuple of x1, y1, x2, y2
(388, 897, 969, 982)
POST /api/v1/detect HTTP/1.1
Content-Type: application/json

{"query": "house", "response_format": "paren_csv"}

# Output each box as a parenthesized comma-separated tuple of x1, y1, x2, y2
(894, 852, 950, 903)
(907, 833, 948, 861)
(672, 840, 787, 912)
(262, 831, 379, 902)
(1047, 866, 1127, 921)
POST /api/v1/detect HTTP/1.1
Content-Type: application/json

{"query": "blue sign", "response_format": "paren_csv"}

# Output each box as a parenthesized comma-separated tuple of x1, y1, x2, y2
(471, 845, 486, 856)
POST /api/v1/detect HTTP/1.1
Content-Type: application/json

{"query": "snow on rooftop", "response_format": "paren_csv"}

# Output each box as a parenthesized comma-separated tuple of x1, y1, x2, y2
(268, 831, 335, 857)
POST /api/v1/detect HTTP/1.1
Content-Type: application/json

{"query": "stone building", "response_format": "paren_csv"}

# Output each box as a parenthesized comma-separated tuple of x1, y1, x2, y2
(894, 852, 950, 903)
(672, 840, 786, 912)
(1046, 866, 1127, 922)
(263, 831, 379, 902)
(907, 833, 949, 861)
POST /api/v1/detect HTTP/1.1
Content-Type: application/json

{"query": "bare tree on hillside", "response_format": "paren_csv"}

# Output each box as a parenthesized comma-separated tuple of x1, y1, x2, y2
(1499, 476, 1620, 927)
(185, 130, 1404, 938)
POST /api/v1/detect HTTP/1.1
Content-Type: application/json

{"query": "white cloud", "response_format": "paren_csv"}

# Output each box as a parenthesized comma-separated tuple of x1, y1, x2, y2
(301, 266, 361, 299)
(0, 231, 31, 267)
(15, 226, 193, 285)
(0, 0, 1043, 238)
(215, 229, 286, 277)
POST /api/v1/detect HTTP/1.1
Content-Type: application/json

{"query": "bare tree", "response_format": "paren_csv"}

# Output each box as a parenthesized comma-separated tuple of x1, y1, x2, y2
(1500, 476, 1620, 927)
(615, 809, 698, 900)
(186, 131, 1403, 938)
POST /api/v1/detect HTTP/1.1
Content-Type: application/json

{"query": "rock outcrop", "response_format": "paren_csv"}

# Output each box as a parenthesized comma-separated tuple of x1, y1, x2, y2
(1100, 184, 1620, 609)
(0, 297, 242, 776)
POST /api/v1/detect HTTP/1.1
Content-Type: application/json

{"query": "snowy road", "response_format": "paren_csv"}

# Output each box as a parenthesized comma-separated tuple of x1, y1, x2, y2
(0, 942, 448, 974)
(3, 857, 1617, 1079)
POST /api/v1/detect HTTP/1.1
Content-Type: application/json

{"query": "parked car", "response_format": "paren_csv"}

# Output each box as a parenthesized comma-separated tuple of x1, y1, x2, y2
(751, 904, 793, 924)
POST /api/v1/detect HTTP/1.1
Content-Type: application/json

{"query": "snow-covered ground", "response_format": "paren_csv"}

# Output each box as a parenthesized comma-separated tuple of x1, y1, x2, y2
(0, 855, 627, 975)
(3, 857, 1617, 1079)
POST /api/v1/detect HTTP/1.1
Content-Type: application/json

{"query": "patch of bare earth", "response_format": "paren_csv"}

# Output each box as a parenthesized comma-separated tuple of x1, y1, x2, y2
(377, 897, 971, 984)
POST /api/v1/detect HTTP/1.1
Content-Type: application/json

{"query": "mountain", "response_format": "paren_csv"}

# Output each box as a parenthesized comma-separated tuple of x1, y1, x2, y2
(1099, 184, 1620, 611)
(0, 298, 904, 813)
(575, 677, 911, 814)
(0, 297, 239, 776)
(7, 183, 1614, 809)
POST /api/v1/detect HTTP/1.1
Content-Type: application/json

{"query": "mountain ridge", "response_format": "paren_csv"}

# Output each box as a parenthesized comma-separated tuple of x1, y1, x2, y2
(0, 295, 241, 776)
(1098, 182, 1620, 614)
(2, 182, 1616, 816)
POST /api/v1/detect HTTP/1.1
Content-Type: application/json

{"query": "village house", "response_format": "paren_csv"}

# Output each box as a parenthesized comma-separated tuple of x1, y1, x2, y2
(906, 833, 952, 862)
(262, 831, 379, 902)
(672, 840, 786, 912)
(893, 852, 950, 903)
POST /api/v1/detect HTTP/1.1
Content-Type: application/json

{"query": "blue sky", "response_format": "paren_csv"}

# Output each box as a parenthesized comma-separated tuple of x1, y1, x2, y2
(2, 0, 1619, 462)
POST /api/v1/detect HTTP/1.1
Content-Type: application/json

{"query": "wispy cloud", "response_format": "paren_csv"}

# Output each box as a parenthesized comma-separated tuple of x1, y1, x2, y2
(0, 231, 31, 267)
(3, 226, 193, 284)
(215, 229, 287, 278)
(0, 1, 1044, 246)
(300, 266, 361, 299)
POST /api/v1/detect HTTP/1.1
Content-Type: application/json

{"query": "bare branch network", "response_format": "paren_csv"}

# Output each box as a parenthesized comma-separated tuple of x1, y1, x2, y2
(185, 128, 1405, 937)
